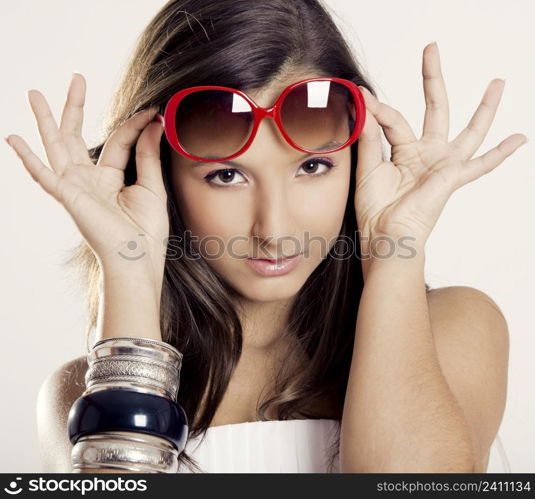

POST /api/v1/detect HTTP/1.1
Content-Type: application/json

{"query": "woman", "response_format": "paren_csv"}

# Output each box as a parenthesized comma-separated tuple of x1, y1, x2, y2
(6, 0, 523, 473)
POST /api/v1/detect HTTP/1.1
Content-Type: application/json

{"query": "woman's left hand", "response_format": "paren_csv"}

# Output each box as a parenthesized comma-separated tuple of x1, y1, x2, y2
(354, 41, 528, 258)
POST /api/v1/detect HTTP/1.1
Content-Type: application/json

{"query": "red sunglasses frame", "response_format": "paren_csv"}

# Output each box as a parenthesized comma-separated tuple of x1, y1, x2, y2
(161, 77, 366, 162)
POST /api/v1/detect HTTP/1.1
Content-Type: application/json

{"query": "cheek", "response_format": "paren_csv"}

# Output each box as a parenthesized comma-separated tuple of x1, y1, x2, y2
(292, 168, 351, 249)
(171, 172, 247, 253)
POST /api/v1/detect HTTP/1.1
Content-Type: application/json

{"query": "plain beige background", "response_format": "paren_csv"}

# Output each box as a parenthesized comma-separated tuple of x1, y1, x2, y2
(0, 0, 533, 472)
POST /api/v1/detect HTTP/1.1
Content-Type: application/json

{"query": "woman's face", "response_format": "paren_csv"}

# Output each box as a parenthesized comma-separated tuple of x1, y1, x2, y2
(168, 72, 351, 303)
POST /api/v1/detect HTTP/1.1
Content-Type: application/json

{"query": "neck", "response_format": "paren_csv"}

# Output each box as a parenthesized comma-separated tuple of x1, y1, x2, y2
(234, 295, 294, 352)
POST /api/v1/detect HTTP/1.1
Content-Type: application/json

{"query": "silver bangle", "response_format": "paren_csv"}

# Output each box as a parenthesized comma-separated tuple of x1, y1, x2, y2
(84, 337, 183, 401)
(84, 355, 179, 400)
(71, 431, 179, 474)
(89, 337, 183, 369)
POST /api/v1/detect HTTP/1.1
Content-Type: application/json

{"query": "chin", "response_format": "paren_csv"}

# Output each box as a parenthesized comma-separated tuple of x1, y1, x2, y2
(226, 276, 305, 304)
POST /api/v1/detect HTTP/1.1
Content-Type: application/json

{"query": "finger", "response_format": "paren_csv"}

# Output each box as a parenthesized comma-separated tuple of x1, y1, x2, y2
(6, 134, 60, 199)
(421, 42, 449, 141)
(135, 116, 166, 199)
(97, 106, 159, 170)
(460, 134, 528, 185)
(359, 86, 417, 146)
(356, 107, 385, 180)
(450, 79, 505, 160)
(59, 72, 91, 165)
(27, 89, 73, 175)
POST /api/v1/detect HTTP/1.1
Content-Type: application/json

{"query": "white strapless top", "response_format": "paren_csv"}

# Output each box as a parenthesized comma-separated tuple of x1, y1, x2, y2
(177, 419, 510, 473)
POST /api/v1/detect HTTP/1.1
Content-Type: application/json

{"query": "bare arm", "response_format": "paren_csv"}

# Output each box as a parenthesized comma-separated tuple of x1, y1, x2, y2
(37, 358, 85, 473)
(345, 40, 522, 473)
(37, 265, 166, 473)
(10, 73, 171, 473)
(339, 250, 474, 472)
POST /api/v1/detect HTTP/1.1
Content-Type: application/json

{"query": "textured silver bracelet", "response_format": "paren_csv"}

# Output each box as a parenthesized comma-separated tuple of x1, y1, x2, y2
(71, 431, 179, 473)
(85, 355, 180, 400)
(84, 337, 183, 401)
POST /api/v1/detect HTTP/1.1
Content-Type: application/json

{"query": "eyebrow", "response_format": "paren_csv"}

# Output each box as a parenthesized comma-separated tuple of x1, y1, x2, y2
(192, 140, 343, 168)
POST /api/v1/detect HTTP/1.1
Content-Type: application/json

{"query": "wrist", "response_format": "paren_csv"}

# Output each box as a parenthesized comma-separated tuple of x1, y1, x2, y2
(367, 248, 426, 270)
(359, 231, 426, 281)
(364, 248, 426, 289)
(97, 233, 167, 284)
(102, 271, 164, 318)
(96, 270, 164, 344)
(100, 256, 166, 288)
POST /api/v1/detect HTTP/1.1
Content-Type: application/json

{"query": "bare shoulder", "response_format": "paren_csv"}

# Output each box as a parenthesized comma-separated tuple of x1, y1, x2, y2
(427, 285, 507, 319)
(36, 355, 88, 473)
(426, 285, 509, 472)
(426, 285, 509, 358)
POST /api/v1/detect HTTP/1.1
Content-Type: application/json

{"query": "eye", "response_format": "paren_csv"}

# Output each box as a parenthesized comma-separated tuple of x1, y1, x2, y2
(297, 158, 335, 177)
(203, 157, 336, 187)
(204, 169, 246, 187)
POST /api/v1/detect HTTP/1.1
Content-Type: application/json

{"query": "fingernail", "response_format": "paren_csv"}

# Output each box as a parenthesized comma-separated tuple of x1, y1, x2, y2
(4, 136, 11, 147)
(151, 112, 164, 127)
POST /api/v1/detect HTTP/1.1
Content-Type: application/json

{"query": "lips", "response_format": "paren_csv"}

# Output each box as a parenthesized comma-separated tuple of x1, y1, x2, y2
(245, 253, 302, 277)
(255, 254, 300, 264)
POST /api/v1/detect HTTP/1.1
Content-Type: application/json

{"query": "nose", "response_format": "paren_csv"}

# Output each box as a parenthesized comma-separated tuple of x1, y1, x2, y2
(241, 115, 301, 257)
(251, 178, 299, 258)
(252, 119, 300, 254)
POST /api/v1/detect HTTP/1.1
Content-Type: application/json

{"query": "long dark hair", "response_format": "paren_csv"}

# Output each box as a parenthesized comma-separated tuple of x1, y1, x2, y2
(65, 0, 431, 472)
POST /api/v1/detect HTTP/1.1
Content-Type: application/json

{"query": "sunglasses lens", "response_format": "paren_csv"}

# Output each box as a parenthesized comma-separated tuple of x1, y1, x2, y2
(175, 90, 253, 160)
(280, 80, 357, 152)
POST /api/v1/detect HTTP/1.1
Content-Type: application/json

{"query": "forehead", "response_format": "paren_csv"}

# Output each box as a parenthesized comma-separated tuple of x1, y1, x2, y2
(246, 70, 329, 107)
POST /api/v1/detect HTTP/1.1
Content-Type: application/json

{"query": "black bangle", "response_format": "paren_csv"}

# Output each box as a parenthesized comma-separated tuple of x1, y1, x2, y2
(67, 388, 189, 452)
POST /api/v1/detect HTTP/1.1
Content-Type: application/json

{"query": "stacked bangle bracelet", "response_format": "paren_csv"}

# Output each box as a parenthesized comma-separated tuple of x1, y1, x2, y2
(67, 337, 188, 473)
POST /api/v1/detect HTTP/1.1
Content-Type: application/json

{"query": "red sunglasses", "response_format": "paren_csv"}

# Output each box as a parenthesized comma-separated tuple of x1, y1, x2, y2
(161, 77, 365, 162)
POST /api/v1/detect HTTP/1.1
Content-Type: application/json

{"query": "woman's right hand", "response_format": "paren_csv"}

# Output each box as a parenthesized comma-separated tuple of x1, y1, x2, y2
(5, 72, 169, 283)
